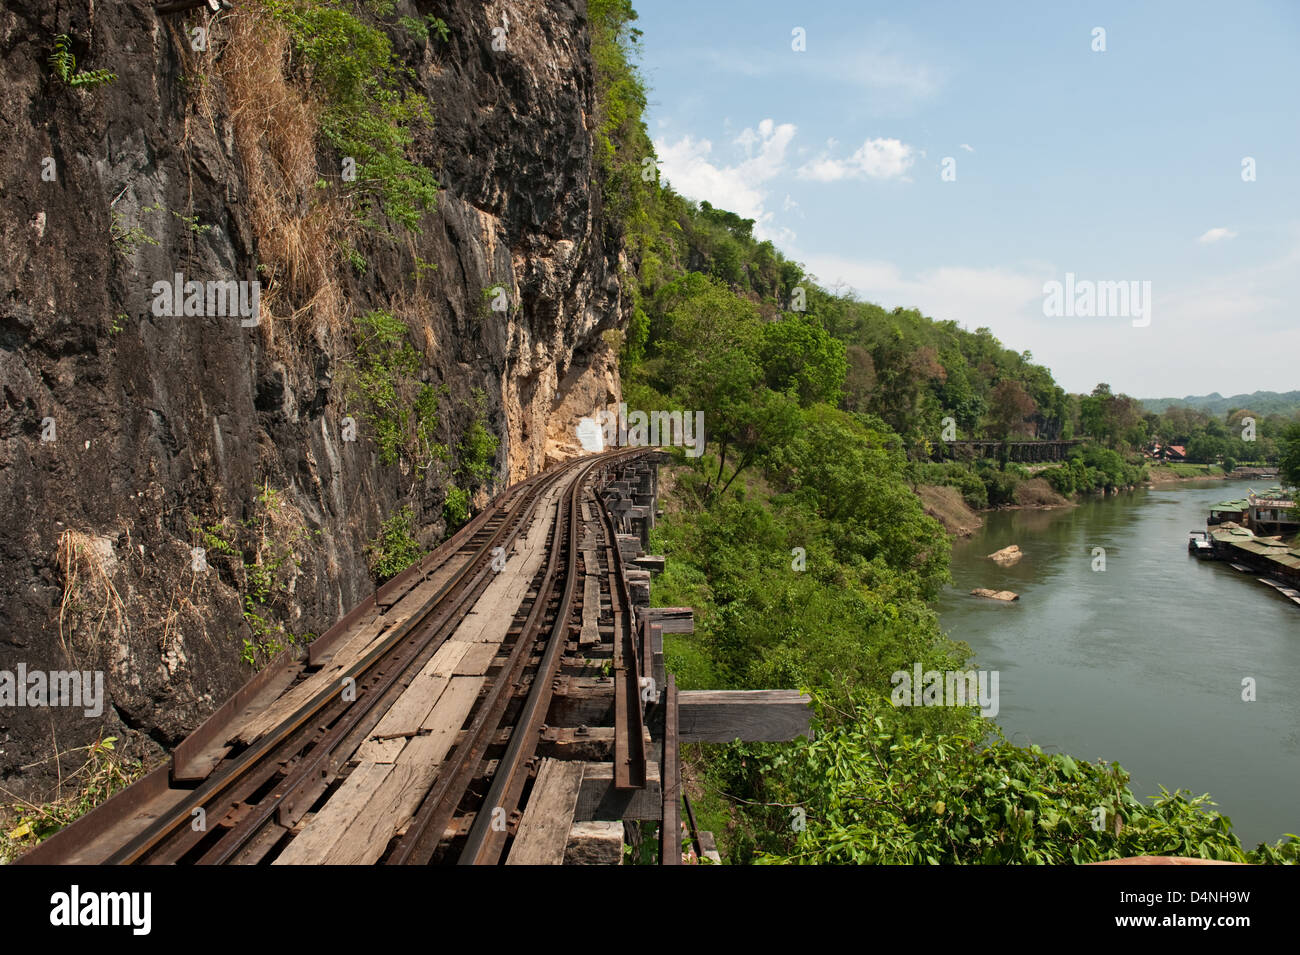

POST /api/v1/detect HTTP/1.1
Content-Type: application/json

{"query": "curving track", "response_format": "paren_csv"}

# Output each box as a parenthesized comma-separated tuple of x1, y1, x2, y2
(20, 448, 661, 866)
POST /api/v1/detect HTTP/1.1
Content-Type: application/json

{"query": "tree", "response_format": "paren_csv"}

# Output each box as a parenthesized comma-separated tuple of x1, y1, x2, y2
(1280, 422, 1300, 489)
(989, 380, 1036, 439)
(758, 316, 847, 407)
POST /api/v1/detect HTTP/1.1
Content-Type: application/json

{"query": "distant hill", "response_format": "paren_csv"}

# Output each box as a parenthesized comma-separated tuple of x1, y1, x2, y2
(1142, 390, 1300, 417)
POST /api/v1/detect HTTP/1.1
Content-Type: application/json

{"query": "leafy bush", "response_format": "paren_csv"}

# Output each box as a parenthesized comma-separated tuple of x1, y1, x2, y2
(442, 485, 470, 529)
(741, 696, 1300, 865)
(907, 461, 989, 510)
(195, 484, 316, 668)
(1043, 464, 1075, 496)
(367, 505, 424, 581)
(2, 736, 142, 861)
(398, 14, 449, 43)
(345, 310, 446, 474)
(456, 389, 498, 487)
(977, 464, 1021, 507)
(259, 0, 438, 232)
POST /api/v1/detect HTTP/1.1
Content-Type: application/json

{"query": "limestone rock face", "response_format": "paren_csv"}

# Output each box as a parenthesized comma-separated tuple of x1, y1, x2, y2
(0, 0, 626, 793)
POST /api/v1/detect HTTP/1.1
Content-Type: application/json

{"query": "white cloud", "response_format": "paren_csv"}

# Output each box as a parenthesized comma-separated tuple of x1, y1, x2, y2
(960, 143, 975, 152)
(1198, 227, 1238, 243)
(655, 119, 797, 242)
(796, 137, 914, 182)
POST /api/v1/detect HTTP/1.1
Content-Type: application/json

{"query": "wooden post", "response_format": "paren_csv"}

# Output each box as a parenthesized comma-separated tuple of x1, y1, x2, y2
(659, 675, 680, 866)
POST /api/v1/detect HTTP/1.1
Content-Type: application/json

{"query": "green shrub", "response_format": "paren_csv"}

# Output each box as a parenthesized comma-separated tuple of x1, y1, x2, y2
(398, 14, 449, 43)
(1043, 465, 1074, 496)
(443, 485, 470, 529)
(978, 464, 1021, 507)
(457, 389, 498, 486)
(258, 0, 438, 232)
(345, 310, 447, 474)
(1, 736, 141, 861)
(746, 695, 1300, 865)
(368, 505, 424, 581)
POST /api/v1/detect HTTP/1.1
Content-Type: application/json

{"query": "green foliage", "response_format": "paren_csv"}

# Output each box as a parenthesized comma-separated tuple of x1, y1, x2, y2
(442, 484, 470, 529)
(1280, 422, 1300, 490)
(110, 210, 159, 259)
(344, 309, 448, 475)
(258, 0, 438, 232)
(456, 389, 499, 487)
(193, 483, 316, 668)
(171, 210, 212, 235)
(906, 461, 989, 510)
(2, 736, 142, 860)
(742, 695, 1298, 865)
(398, 14, 449, 43)
(49, 34, 117, 89)
(591, 3, 1287, 862)
(367, 505, 424, 581)
(588, 0, 657, 239)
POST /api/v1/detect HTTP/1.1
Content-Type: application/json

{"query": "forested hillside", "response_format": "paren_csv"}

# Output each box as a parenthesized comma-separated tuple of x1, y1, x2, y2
(1144, 390, 1300, 418)
(591, 0, 1298, 863)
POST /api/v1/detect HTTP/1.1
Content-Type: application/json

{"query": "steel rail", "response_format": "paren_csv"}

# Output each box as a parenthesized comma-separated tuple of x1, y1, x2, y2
(595, 472, 649, 790)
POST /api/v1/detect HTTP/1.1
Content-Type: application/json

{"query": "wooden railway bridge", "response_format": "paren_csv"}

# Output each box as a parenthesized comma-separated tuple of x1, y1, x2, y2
(19, 449, 810, 866)
(933, 438, 1087, 463)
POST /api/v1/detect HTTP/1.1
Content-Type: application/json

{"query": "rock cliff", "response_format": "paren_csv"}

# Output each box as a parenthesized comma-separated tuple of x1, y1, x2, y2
(0, 0, 625, 796)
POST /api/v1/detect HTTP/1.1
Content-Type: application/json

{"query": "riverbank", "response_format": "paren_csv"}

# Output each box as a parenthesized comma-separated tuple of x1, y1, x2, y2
(1148, 463, 1227, 484)
(917, 479, 1073, 538)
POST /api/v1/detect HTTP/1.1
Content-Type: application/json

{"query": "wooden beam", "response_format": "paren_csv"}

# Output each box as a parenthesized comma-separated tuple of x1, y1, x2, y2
(659, 676, 681, 866)
(678, 689, 812, 743)
(505, 759, 585, 865)
(645, 607, 693, 634)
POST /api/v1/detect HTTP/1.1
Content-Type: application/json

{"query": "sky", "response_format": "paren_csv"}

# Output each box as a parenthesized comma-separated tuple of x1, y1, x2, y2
(631, 0, 1300, 398)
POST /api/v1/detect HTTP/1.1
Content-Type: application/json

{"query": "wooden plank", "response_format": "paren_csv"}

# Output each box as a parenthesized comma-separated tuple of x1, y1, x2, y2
(505, 759, 585, 865)
(579, 575, 602, 646)
(232, 617, 392, 746)
(678, 690, 812, 743)
(172, 655, 302, 782)
(660, 675, 681, 866)
(452, 640, 500, 676)
(564, 821, 623, 865)
(356, 641, 471, 760)
(646, 607, 693, 634)
(549, 677, 615, 725)
(241, 552, 476, 745)
(274, 676, 484, 866)
(272, 760, 394, 865)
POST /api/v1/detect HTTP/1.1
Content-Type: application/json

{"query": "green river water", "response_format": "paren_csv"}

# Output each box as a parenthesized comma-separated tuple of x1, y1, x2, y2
(934, 478, 1300, 848)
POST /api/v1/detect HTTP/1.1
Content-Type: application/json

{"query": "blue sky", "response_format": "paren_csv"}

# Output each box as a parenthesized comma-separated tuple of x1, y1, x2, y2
(632, 0, 1300, 398)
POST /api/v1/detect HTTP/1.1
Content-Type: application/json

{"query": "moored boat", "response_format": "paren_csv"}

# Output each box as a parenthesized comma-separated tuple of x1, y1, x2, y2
(1187, 530, 1213, 558)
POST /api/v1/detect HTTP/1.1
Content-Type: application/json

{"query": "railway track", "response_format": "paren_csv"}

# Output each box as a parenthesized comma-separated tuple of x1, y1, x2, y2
(21, 448, 665, 866)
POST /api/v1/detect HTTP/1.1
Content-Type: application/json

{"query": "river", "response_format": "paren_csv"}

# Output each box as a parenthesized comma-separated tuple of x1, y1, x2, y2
(935, 479, 1300, 847)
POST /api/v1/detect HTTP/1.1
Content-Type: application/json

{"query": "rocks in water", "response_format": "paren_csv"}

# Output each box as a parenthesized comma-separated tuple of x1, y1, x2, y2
(987, 544, 1023, 565)
(971, 588, 1019, 601)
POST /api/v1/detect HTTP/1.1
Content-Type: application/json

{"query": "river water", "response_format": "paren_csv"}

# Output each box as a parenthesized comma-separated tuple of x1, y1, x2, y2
(934, 479, 1300, 847)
